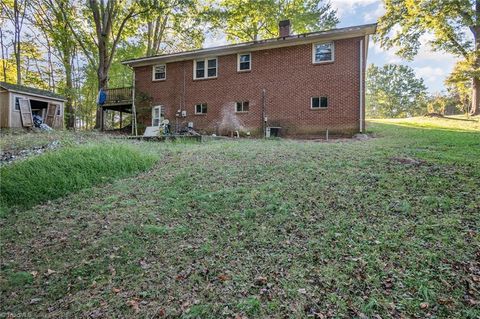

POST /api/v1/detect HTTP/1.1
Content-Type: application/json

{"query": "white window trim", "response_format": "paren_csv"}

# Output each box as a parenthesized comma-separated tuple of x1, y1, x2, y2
(152, 64, 167, 81)
(194, 103, 207, 114)
(193, 58, 218, 80)
(311, 96, 328, 109)
(152, 105, 162, 126)
(237, 53, 251, 72)
(312, 42, 335, 64)
(235, 101, 249, 113)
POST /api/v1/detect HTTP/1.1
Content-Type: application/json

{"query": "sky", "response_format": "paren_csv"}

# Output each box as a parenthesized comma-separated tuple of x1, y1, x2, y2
(204, 0, 460, 93)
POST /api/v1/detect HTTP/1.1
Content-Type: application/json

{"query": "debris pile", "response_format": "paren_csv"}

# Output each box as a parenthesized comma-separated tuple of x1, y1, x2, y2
(0, 140, 60, 166)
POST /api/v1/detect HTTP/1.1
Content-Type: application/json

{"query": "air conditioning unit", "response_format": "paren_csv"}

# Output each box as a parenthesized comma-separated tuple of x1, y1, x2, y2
(181, 110, 187, 117)
(188, 122, 194, 128)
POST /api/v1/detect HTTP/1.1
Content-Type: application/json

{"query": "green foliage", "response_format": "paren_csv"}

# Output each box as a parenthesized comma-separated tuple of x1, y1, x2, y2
(377, 0, 474, 60)
(376, 0, 479, 114)
(210, 0, 338, 42)
(0, 143, 158, 211)
(366, 64, 428, 118)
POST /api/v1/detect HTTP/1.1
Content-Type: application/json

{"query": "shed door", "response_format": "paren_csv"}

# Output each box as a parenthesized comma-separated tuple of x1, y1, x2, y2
(18, 98, 33, 127)
(46, 103, 58, 127)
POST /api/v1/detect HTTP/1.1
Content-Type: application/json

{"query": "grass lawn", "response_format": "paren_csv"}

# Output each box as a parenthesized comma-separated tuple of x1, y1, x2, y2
(1, 117, 479, 318)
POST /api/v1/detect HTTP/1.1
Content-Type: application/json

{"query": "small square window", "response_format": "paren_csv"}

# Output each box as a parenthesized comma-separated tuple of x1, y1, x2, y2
(153, 64, 166, 80)
(195, 103, 207, 114)
(235, 101, 249, 112)
(311, 97, 328, 109)
(313, 42, 334, 63)
(238, 53, 251, 71)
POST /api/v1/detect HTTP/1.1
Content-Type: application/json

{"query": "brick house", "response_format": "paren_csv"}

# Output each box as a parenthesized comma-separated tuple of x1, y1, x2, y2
(123, 22, 376, 137)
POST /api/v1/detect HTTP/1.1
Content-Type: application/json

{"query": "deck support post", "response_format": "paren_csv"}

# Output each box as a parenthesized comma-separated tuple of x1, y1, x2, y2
(100, 107, 104, 131)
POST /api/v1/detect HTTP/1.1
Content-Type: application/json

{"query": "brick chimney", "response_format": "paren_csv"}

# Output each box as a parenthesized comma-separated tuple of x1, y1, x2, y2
(279, 20, 291, 37)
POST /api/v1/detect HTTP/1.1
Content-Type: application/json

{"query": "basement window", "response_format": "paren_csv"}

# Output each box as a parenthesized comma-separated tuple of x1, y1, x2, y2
(237, 53, 251, 71)
(195, 103, 207, 114)
(194, 58, 217, 79)
(152, 64, 166, 80)
(235, 101, 249, 112)
(311, 97, 328, 109)
(312, 42, 334, 63)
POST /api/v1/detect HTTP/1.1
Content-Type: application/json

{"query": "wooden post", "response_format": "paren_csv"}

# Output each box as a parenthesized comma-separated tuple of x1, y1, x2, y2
(119, 111, 123, 129)
(100, 107, 104, 131)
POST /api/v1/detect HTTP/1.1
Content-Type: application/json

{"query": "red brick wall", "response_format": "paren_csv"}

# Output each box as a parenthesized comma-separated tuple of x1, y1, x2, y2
(134, 36, 366, 137)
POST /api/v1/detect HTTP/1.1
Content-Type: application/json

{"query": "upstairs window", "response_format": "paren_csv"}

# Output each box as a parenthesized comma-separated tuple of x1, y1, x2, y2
(313, 42, 334, 63)
(152, 64, 166, 80)
(235, 101, 249, 112)
(195, 103, 207, 114)
(311, 97, 328, 109)
(194, 58, 217, 79)
(237, 53, 251, 71)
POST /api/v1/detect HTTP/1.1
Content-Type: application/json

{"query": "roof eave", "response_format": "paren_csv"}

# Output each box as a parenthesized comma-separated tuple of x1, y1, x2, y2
(7, 88, 67, 102)
(123, 23, 377, 67)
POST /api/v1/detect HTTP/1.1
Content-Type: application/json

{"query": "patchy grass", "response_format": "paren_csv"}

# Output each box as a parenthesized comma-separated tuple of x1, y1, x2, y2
(0, 142, 158, 212)
(0, 117, 479, 318)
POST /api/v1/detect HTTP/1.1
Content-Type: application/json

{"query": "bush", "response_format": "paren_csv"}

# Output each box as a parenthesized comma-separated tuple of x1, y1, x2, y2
(0, 143, 157, 211)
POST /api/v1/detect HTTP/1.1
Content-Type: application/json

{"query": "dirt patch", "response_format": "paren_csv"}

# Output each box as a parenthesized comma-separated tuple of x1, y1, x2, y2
(424, 112, 444, 118)
(391, 156, 426, 166)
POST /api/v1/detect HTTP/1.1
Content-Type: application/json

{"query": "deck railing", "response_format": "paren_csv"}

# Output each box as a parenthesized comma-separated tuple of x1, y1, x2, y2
(104, 87, 132, 105)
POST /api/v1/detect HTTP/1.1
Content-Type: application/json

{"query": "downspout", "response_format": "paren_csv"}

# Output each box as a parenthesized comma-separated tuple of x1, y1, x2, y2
(359, 38, 364, 133)
(131, 68, 138, 136)
(262, 89, 266, 138)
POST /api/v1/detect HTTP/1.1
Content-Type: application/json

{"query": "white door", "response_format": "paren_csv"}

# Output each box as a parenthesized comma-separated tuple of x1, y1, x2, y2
(152, 105, 163, 126)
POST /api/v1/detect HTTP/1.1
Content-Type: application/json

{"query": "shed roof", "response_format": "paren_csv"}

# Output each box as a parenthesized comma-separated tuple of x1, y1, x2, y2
(0, 82, 66, 101)
(123, 23, 377, 67)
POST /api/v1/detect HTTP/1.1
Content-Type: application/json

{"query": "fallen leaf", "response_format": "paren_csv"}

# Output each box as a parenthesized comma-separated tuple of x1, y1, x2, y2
(45, 269, 56, 277)
(255, 276, 267, 286)
(218, 274, 229, 282)
(420, 302, 429, 309)
(127, 299, 140, 313)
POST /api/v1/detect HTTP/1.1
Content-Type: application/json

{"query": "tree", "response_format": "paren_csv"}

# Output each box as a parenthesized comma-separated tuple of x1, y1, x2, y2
(31, 0, 77, 128)
(377, 0, 480, 115)
(366, 64, 428, 118)
(142, 0, 204, 56)
(61, 0, 146, 129)
(211, 0, 338, 42)
(446, 60, 474, 114)
(1, 0, 28, 84)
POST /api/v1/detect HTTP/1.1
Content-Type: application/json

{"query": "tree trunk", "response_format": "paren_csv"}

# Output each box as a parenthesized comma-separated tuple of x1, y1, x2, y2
(472, 1, 480, 115)
(472, 78, 480, 115)
(64, 55, 75, 129)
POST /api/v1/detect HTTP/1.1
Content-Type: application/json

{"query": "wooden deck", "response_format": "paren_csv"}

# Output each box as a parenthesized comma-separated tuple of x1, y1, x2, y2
(102, 87, 133, 112)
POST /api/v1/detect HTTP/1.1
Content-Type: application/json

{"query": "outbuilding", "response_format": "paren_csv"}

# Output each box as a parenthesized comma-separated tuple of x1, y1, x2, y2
(0, 82, 65, 129)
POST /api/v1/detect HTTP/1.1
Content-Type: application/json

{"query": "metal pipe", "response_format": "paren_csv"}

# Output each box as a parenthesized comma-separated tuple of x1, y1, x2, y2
(359, 38, 364, 133)
(262, 89, 266, 138)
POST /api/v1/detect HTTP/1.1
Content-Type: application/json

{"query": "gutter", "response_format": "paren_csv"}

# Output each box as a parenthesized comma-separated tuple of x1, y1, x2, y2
(123, 23, 377, 67)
